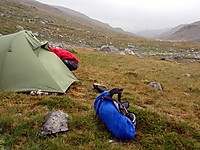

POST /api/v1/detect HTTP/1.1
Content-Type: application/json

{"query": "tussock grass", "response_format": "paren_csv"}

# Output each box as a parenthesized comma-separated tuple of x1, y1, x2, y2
(1, 48, 199, 149)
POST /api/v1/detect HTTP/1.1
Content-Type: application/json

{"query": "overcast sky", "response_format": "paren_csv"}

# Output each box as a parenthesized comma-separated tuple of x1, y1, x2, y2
(37, 0, 200, 33)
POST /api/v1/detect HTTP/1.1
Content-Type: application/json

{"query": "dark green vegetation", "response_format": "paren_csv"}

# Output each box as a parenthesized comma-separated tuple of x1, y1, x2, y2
(0, 0, 200, 149)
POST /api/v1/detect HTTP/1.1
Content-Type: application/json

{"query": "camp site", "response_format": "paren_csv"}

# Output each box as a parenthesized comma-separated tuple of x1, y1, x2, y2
(0, 0, 200, 149)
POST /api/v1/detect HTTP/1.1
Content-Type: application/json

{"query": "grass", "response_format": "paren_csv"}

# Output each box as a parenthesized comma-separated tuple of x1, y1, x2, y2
(1, 48, 200, 150)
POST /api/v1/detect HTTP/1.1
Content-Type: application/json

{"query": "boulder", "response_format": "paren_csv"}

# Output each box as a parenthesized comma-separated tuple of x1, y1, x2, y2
(16, 25, 24, 30)
(148, 82, 163, 90)
(40, 110, 69, 135)
(124, 48, 135, 55)
(100, 45, 119, 53)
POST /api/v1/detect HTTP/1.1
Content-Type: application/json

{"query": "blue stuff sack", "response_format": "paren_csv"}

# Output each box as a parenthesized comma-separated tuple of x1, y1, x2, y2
(94, 89, 136, 140)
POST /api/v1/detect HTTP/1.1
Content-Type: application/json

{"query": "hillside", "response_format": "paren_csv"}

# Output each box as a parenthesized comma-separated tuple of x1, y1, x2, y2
(54, 6, 135, 36)
(136, 28, 170, 39)
(155, 24, 185, 39)
(136, 20, 200, 44)
(0, 0, 200, 60)
(157, 21, 200, 43)
(0, 0, 139, 48)
(0, 0, 200, 149)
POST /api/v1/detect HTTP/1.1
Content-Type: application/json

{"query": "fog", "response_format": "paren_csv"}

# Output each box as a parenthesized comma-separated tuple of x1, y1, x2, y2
(37, 0, 200, 32)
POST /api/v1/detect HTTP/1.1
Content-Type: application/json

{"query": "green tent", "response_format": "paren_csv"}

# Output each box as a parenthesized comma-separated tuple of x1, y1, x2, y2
(0, 30, 78, 93)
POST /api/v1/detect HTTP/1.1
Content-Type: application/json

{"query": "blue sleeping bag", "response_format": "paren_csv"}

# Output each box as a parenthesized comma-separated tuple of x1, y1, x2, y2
(94, 90, 136, 140)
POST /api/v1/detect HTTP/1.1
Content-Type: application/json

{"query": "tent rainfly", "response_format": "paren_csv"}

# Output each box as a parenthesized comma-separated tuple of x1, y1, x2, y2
(0, 30, 78, 93)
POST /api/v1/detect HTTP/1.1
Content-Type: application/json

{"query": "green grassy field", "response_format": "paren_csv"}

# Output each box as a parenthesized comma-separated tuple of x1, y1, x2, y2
(0, 47, 199, 150)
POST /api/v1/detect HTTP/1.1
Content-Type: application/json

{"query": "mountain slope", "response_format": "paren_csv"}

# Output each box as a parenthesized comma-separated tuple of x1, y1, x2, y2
(156, 24, 185, 39)
(0, 0, 138, 48)
(1, 0, 200, 59)
(157, 21, 200, 43)
(136, 28, 170, 39)
(54, 6, 135, 36)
